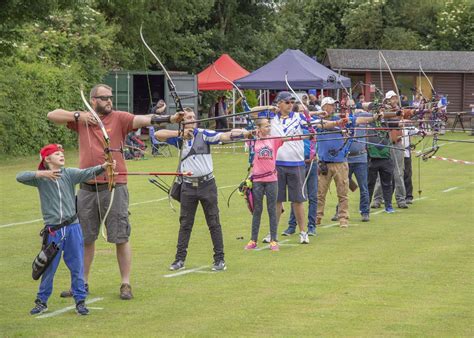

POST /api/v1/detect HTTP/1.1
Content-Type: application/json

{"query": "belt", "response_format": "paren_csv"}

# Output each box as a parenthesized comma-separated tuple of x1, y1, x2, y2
(182, 173, 214, 185)
(80, 182, 125, 192)
(41, 214, 78, 244)
(252, 169, 276, 180)
(348, 150, 367, 157)
(46, 214, 78, 231)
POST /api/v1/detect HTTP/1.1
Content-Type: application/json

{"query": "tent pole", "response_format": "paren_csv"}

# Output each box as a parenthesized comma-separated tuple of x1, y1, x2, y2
(336, 69, 341, 102)
(232, 88, 236, 153)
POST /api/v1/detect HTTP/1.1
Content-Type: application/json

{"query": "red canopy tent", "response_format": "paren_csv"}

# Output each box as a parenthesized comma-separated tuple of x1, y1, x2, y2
(198, 54, 249, 91)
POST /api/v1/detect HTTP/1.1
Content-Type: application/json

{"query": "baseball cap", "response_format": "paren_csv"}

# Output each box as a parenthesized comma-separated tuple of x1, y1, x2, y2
(274, 91, 296, 103)
(385, 90, 398, 100)
(38, 144, 64, 170)
(321, 97, 338, 107)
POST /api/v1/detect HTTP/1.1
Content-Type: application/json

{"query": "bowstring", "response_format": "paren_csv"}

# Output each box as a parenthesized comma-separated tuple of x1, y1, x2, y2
(84, 118, 104, 236)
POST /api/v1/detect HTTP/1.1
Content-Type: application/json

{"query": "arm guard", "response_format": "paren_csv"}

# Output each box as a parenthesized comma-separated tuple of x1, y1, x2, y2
(151, 114, 171, 126)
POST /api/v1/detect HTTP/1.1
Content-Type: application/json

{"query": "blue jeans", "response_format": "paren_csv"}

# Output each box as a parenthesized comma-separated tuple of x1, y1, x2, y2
(37, 223, 87, 304)
(349, 162, 370, 215)
(288, 161, 318, 230)
(148, 126, 159, 145)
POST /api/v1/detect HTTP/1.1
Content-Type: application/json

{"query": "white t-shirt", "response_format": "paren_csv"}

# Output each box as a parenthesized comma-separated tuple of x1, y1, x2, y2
(270, 112, 307, 166)
(168, 128, 221, 177)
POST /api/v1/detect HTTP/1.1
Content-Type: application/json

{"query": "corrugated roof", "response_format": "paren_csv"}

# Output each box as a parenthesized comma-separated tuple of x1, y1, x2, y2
(324, 49, 474, 73)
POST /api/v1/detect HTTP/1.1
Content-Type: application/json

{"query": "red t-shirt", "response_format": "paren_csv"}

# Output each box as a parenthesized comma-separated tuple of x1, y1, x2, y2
(67, 110, 135, 184)
(251, 138, 284, 182)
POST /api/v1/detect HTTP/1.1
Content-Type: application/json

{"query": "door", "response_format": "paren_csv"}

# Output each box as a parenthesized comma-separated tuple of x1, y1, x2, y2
(103, 72, 132, 112)
(164, 73, 198, 114)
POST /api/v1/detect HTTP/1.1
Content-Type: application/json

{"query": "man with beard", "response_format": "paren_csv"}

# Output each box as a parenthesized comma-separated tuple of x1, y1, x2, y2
(47, 84, 183, 300)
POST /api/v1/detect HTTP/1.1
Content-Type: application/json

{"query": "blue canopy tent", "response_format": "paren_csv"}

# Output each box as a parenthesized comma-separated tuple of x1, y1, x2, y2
(235, 49, 351, 90)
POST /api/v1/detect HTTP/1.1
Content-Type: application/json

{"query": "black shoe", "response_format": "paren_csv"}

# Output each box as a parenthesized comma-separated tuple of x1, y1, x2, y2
(60, 283, 88, 298)
(331, 214, 339, 222)
(398, 203, 408, 209)
(371, 202, 381, 209)
(361, 214, 370, 222)
(30, 299, 48, 315)
(406, 199, 413, 204)
(212, 260, 227, 271)
(169, 260, 185, 271)
(120, 283, 133, 300)
(75, 300, 89, 315)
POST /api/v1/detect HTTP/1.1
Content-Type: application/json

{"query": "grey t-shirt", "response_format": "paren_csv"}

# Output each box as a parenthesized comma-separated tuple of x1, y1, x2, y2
(16, 165, 104, 225)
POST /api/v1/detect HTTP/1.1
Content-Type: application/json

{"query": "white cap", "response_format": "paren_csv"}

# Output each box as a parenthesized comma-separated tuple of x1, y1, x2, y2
(385, 90, 398, 100)
(321, 97, 337, 107)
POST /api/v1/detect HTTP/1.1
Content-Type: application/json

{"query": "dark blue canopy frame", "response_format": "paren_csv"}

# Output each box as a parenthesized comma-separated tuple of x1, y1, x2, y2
(235, 49, 351, 90)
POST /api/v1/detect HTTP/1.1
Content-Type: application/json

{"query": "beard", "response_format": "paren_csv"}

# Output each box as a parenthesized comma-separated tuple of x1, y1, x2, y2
(96, 104, 113, 115)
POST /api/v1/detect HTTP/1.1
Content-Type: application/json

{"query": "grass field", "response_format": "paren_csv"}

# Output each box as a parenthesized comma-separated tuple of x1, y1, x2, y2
(0, 132, 473, 337)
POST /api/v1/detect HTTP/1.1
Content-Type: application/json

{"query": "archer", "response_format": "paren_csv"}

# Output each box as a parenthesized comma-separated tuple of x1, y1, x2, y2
(47, 84, 183, 300)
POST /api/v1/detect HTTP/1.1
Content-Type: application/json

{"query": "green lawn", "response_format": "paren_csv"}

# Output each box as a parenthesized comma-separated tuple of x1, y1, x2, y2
(0, 132, 473, 337)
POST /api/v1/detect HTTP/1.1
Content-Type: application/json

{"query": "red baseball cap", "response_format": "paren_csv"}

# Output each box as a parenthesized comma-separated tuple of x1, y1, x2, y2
(38, 144, 64, 170)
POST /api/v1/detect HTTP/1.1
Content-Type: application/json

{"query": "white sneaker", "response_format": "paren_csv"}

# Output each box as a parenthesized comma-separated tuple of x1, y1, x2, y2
(299, 232, 309, 244)
(262, 234, 271, 243)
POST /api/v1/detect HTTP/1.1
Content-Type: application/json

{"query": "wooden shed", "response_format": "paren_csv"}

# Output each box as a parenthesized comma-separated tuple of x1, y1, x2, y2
(323, 49, 474, 113)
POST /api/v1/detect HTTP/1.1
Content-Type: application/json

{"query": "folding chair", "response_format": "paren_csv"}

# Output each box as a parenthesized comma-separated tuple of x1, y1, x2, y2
(152, 142, 173, 157)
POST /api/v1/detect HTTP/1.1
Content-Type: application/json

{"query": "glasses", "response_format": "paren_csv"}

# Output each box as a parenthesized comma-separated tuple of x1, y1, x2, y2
(281, 100, 295, 104)
(94, 96, 113, 101)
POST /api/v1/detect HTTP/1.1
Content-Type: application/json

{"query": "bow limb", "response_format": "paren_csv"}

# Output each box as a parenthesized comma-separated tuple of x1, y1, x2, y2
(285, 72, 317, 199)
(212, 63, 253, 117)
(379, 51, 402, 108)
(212, 62, 257, 196)
(80, 89, 115, 240)
(419, 63, 436, 96)
(140, 24, 185, 211)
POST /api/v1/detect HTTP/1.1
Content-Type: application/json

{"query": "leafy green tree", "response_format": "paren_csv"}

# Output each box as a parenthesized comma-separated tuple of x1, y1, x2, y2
(380, 27, 421, 50)
(0, 3, 121, 155)
(0, 61, 82, 155)
(428, 0, 473, 50)
(302, 0, 349, 60)
(342, 0, 384, 49)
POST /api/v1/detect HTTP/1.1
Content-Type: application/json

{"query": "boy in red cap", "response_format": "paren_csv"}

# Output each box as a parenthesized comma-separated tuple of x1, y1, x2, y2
(17, 144, 114, 315)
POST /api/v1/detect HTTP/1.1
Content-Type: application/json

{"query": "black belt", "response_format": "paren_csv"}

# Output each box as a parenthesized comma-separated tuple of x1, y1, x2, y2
(252, 169, 276, 180)
(80, 182, 125, 192)
(348, 150, 367, 157)
(182, 173, 214, 184)
(40, 213, 78, 246)
(46, 214, 78, 230)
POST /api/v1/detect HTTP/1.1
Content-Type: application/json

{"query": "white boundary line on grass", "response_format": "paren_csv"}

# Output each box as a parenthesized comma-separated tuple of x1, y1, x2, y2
(163, 266, 210, 278)
(442, 187, 459, 193)
(0, 219, 43, 229)
(320, 223, 339, 228)
(321, 223, 360, 228)
(0, 185, 238, 229)
(368, 196, 429, 216)
(36, 297, 104, 319)
(254, 239, 292, 251)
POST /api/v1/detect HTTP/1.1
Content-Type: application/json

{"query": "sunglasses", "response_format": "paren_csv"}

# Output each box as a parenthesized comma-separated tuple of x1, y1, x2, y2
(94, 96, 113, 101)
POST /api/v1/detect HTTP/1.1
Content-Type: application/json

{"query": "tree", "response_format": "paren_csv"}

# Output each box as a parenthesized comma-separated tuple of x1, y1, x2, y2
(342, 0, 384, 49)
(428, 0, 474, 51)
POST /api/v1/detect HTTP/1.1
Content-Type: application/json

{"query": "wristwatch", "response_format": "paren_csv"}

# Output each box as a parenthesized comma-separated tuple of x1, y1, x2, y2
(74, 111, 80, 122)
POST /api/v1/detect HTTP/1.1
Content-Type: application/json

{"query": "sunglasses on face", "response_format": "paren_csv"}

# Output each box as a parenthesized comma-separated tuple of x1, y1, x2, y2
(94, 96, 113, 102)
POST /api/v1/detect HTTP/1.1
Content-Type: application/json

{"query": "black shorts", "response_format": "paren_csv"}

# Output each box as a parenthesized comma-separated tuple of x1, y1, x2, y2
(277, 165, 306, 203)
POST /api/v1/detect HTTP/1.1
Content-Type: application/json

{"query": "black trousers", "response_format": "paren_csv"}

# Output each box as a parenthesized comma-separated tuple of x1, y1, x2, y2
(404, 156, 413, 200)
(176, 178, 224, 262)
(368, 158, 394, 208)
